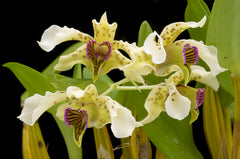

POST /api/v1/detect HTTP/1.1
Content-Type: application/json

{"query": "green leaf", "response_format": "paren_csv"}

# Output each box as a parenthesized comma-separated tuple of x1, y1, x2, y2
(137, 21, 153, 47)
(4, 62, 83, 159)
(185, 0, 210, 42)
(3, 62, 56, 96)
(205, 0, 239, 109)
(206, 0, 240, 76)
(46, 73, 109, 94)
(4, 42, 86, 159)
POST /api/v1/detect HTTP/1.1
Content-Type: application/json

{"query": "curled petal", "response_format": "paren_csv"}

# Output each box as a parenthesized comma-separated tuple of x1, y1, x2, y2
(18, 91, 68, 126)
(191, 65, 220, 91)
(38, 25, 93, 52)
(106, 98, 136, 138)
(160, 16, 206, 46)
(140, 84, 168, 125)
(165, 65, 220, 91)
(179, 40, 227, 76)
(66, 85, 98, 100)
(165, 83, 191, 120)
(143, 31, 166, 64)
(176, 85, 205, 123)
(176, 85, 205, 110)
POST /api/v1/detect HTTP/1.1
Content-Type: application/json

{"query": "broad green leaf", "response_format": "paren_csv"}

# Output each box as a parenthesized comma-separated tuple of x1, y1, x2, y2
(4, 62, 83, 159)
(204, 0, 237, 108)
(185, 0, 210, 42)
(5, 42, 85, 159)
(137, 21, 153, 47)
(46, 73, 109, 94)
(3, 62, 56, 96)
(206, 0, 240, 76)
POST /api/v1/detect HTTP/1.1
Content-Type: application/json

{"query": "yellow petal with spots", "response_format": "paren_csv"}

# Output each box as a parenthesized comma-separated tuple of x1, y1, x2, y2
(160, 16, 206, 46)
(92, 12, 117, 43)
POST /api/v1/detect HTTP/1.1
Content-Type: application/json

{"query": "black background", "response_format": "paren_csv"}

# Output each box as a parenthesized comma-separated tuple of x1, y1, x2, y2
(2, 0, 214, 158)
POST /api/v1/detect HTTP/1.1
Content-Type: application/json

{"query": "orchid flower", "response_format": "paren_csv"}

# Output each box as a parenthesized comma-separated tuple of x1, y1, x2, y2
(139, 62, 223, 124)
(38, 12, 134, 82)
(18, 85, 138, 147)
(143, 16, 226, 84)
(139, 82, 204, 125)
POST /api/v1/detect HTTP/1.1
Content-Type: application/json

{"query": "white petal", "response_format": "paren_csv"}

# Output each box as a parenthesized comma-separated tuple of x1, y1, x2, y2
(139, 84, 167, 125)
(187, 16, 206, 28)
(17, 91, 67, 126)
(165, 83, 191, 120)
(191, 65, 220, 91)
(38, 25, 92, 52)
(66, 86, 85, 99)
(144, 31, 166, 64)
(106, 98, 136, 138)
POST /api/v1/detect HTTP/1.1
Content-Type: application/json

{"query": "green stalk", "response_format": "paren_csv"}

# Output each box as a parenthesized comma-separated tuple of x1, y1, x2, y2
(73, 64, 82, 79)
(93, 127, 114, 159)
(22, 123, 50, 159)
(232, 75, 240, 159)
(203, 86, 231, 158)
(120, 137, 133, 159)
(130, 126, 152, 159)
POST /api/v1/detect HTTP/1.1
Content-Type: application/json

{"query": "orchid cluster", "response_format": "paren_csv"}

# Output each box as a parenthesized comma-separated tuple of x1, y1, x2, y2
(18, 13, 225, 147)
(17, 13, 226, 149)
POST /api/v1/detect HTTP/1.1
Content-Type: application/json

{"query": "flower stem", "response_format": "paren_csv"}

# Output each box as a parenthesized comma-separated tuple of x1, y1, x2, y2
(100, 78, 130, 96)
(116, 85, 157, 91)
(100, 78, 158, 96)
